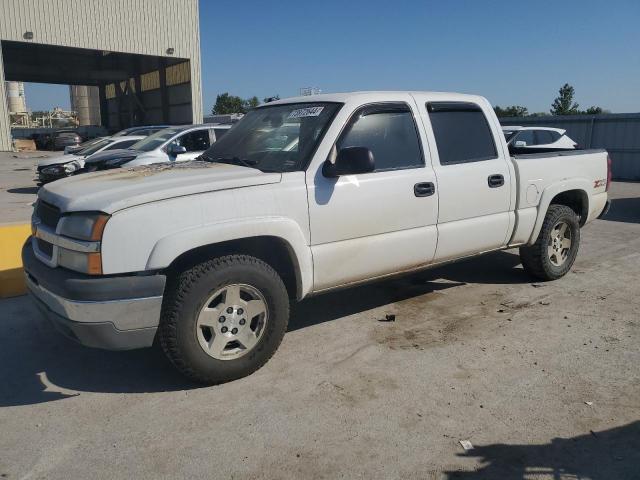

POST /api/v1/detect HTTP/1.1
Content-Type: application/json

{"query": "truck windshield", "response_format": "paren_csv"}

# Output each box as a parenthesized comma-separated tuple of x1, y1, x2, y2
(200, 102, 342, 172)
(131, 128, 181, 152)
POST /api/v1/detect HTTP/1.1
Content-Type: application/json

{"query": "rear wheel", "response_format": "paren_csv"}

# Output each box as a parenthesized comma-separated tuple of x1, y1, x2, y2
(520, 204, 580, 281)
(158, 255, 290, 384)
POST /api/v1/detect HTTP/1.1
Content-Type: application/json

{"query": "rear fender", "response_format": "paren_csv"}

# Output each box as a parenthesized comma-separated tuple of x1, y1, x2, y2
(527, 179, 590, 245)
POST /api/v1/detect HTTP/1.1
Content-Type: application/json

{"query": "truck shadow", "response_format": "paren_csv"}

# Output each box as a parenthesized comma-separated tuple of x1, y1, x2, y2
(290, 250, 526, 331)
(443, 421, 640, 479)
(1, 251, 526, 406)
(600, 197, 640, 224)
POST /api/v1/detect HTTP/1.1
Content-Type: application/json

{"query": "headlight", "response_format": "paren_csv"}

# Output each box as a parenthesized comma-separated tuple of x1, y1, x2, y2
(42, 160, 80, 175)
(56, 213, 110, 275)
(59, 213, 110, 241)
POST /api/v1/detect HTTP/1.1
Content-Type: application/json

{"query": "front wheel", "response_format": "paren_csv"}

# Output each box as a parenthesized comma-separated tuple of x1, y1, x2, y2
(519, 204, 581, 281)
(158, 255, 290, 384)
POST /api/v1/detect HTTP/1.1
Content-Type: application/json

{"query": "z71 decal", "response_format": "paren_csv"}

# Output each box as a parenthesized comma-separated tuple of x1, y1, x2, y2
(594, 179, 606, 188)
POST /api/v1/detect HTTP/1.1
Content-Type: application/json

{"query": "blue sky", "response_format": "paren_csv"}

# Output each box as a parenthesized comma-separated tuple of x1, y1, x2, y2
(24, 0, 640, 114)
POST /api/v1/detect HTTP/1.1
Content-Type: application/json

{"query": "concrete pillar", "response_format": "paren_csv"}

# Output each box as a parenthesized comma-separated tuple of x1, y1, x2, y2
(0, 45, 12, 152)
(69, 85, 101, 126)
(6, 82, 27, 113)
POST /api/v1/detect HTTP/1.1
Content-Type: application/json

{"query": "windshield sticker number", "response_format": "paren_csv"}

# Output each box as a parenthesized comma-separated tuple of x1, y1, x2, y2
(287, 106, 324, 118)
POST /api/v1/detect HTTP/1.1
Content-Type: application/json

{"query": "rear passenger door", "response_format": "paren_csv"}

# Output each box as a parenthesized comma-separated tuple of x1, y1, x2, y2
(414, 97, 513, 261)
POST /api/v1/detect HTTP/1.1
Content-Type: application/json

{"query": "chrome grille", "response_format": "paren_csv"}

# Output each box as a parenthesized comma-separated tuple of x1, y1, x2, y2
(36, 201, 61, 229)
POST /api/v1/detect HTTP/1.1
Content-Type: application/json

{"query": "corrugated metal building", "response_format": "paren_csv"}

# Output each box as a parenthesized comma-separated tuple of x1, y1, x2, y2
(0, 0, 203, 151)
(499, 113, 640, 180)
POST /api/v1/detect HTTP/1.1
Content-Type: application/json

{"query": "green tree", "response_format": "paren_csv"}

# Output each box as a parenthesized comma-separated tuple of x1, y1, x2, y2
(211, 93, 262, 114)
(583, 106, 603, 115)
(212, 93, 246, 114)
(550, 83, 580, 115)
(244, 96, 260, 110)
(494, 105, 529, 117)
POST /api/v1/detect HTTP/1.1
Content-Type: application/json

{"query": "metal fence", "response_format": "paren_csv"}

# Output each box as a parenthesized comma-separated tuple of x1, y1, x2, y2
(499, 113, 640, 180)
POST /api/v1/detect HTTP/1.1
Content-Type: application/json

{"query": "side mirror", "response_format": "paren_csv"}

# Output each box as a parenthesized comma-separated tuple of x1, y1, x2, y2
(168, 144, 187, 155)
(514, 140, 527, 147)
(323, 147, 375, 177)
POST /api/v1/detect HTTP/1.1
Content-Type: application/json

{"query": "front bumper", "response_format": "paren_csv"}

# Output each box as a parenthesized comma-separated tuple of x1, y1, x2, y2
(22, 241, 165, 350)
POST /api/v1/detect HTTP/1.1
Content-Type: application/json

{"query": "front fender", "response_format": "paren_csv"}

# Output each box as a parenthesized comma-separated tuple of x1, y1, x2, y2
(145, 216, 313, 298)
(527, 179, 591, 245)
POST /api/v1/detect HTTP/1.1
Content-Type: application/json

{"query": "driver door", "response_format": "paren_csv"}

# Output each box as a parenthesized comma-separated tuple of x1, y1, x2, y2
(306, 98, 439, 291)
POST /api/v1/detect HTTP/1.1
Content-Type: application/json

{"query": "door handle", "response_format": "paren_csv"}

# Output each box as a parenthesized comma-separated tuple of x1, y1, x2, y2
(414, 182, 435, 197)
(488, 174, 505, 188)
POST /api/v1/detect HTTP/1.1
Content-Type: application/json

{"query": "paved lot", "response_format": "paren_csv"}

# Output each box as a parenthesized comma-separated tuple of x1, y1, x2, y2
(0, 151, 50, 223)
(1, 154, 639, 479)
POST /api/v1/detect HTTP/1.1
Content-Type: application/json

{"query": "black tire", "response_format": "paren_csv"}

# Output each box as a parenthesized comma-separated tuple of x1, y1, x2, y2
(519, 204, 581, 281)
(158, 255, 290, 384)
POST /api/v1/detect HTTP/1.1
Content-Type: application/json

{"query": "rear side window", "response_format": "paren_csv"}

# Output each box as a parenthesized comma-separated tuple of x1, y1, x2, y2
(515, 130, 535, 146)
(535, 130, 554, 144)
(427, 102, 497, 165)
(337, 104, 423, 171)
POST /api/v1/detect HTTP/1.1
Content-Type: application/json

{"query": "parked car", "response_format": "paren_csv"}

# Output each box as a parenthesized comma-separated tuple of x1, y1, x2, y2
(502, 126, 577, 152)
(111, 125, 171, 137)
(32, 132, 53, 150)
(36, 135, 144, 183)
(64, 126, 171, 154)
(82, 124, 231, 172)
(63, 136, 106, 155)
(50, 129, 83, 151)
(24, 91, 610, 385)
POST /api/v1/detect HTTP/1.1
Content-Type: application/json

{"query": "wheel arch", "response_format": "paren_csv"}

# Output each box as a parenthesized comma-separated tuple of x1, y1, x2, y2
(146, 218, 312, 300)
(528, 180, 590, 245)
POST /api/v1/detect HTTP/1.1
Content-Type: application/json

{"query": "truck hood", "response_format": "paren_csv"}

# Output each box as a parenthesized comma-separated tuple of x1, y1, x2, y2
(38, 161, 282, 214)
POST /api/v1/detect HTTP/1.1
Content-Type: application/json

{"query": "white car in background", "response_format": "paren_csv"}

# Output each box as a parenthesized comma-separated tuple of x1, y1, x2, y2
(82, 124, 232, 172)
(37, 135, 145, 183)
(502, 126, 577, 151)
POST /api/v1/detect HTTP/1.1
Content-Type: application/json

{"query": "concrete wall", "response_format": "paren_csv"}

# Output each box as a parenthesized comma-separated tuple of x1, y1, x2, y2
(499, 114, 640, 180)
(0, 0, 202, 150)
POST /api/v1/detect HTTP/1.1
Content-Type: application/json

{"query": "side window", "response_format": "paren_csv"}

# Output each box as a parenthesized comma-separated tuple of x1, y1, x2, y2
(534, 130, 554, 145)
(176, 130, 211, 152)
(515, 130, 535, 146)
(337, 104, 423, 171)
(105, 139, 137, 150)
(427, 102, 497, 164)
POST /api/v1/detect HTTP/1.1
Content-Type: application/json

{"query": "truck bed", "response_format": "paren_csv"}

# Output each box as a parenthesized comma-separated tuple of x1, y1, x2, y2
(509, 148, 609, 246)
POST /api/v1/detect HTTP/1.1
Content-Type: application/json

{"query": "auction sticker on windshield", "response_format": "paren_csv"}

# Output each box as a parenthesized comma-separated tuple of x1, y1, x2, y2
(287, 106, 324, 118)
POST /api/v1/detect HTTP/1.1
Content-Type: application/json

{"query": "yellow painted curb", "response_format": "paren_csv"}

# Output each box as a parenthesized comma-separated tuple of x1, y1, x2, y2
(0, 223, 31, 298)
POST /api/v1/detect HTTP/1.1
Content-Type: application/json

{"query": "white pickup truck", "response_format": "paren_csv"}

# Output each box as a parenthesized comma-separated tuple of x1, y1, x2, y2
(24, 91, 611, 384)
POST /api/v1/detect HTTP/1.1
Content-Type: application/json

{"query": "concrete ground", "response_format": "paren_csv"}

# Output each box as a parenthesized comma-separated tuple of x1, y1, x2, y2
(1, 154, 639, 479)
(0, 151, 50, 223)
